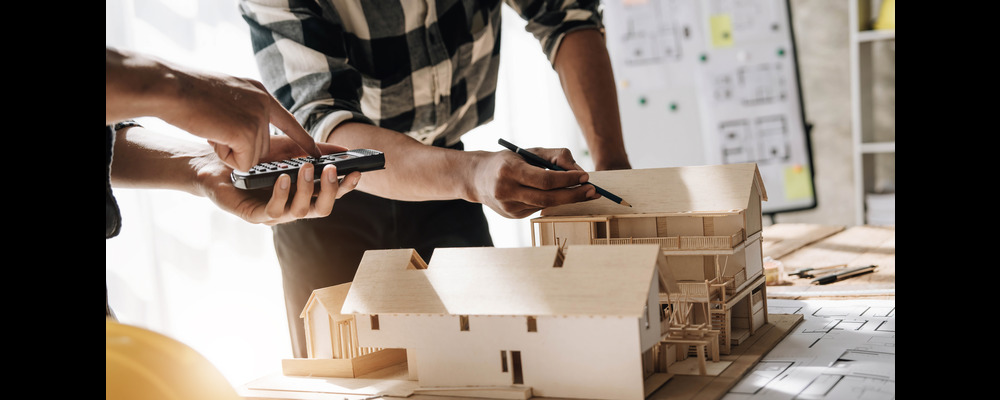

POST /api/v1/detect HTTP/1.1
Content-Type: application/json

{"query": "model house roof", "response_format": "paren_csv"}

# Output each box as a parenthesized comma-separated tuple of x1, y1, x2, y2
(341, 245, 666, 318)
(540, 163, 767, 217)
(301, 282, 353, 322)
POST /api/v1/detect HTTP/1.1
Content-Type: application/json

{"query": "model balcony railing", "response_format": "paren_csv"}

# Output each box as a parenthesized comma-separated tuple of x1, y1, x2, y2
(728, 269, 747, 295)
(335, 319, 383, 359)
(590, 229, 745, 251)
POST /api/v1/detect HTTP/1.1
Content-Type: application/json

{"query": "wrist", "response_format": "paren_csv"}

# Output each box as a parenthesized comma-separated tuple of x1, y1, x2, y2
(190, 151, 227, 198)
(451, 150, 491, 204)
(593, 153, 632, 171)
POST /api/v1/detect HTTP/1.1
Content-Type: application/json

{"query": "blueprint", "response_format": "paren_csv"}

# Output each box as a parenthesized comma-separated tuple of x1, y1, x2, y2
(724, 299, 895, 400)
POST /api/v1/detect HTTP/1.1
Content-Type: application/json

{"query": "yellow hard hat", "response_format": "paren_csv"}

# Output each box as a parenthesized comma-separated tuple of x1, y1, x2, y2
(106, 318, 241, 400)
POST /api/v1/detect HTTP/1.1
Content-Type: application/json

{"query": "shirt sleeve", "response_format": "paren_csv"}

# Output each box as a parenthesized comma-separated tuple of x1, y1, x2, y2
(240, 0, 374, 143)
(504, 0, 605, 67)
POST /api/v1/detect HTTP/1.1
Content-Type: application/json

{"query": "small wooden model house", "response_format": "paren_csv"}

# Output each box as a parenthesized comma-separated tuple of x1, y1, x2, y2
(281, 282, 407, 378)
(530, 163, 769, 354)
(339, 245, 678, 400)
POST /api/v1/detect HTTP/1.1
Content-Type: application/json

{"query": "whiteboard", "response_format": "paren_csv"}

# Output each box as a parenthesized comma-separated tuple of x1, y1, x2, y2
(603, 0, 816, 214)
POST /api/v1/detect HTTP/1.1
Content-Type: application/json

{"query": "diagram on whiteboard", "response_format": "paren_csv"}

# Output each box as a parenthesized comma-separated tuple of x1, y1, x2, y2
(730, 63, 788, 106)
(604, 0, 816, 214)
(719, 115, 789, 165)
(617, 0, 686, 66)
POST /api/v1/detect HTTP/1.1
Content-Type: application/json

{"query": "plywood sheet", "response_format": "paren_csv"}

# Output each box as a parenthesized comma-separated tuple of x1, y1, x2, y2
(761, 224, 845, 260)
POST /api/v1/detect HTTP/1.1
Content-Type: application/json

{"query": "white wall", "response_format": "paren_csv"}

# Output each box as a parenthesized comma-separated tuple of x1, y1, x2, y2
(357, 314, 647, 400)
(639, 272, 664, 351)
(307, 304, 334, 359)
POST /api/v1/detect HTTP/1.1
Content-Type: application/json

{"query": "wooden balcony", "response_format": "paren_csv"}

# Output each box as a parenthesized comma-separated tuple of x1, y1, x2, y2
(590, 229, 744, 252)
(724, 269, 746, 297)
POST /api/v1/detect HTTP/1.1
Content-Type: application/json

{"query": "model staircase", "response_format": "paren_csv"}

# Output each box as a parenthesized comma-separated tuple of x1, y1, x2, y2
(710, 311, 727, 348)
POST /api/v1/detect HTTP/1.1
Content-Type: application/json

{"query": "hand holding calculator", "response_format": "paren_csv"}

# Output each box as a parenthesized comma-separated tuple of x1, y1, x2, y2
(231, 149, 385, 190)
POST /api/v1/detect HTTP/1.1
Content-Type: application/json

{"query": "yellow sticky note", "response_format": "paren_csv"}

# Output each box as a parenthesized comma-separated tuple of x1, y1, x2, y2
(783, 165, 813, 200)
(710, 15, 733, 48)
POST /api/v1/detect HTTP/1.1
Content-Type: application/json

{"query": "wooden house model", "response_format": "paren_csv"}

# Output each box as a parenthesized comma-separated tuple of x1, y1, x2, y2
(325, 244, 681, 400)
(280, 163, 771, 398)
(281, 282, 407, 378)
(530, 163, 769, 354)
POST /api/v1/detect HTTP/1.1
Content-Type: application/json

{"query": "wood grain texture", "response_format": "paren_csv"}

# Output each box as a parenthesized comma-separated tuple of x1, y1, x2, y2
(280, 348, 406, 378)
(341, 245, 665, 317)
(541, 163, 766, 217)
(762, 223, 845, 260)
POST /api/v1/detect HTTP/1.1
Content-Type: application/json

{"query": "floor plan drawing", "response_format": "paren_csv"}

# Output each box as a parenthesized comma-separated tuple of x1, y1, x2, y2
(719, 115, 789, 165)
(723, 299, 895, 400)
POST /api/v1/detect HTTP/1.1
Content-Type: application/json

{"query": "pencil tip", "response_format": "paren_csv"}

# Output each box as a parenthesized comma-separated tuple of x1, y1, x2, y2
(621, 200, 632, 207)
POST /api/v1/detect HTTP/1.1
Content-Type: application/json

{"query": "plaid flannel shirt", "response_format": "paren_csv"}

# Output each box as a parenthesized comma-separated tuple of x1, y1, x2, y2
(240, 0, 604, 147)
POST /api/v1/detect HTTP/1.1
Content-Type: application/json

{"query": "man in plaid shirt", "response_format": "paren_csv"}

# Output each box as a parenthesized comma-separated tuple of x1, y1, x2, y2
(241, 0, 631, 357)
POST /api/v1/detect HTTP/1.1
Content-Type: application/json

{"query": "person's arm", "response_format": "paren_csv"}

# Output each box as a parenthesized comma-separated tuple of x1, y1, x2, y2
(110, 125, 359, 225)
(325, 122, 597, 218)
(105, 47, 321, 172)
(552, 29, 631, 171)
(240, 0, 599, 219)
(511, 0, 632, 171)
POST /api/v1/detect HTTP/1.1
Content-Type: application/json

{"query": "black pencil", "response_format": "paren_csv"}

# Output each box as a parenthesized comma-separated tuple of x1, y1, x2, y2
(498, 138, 632, 207)
(810, 265, 877, 285)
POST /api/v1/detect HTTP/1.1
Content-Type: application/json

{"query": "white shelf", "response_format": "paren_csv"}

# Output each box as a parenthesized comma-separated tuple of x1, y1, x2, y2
(849, 0, 895, 226)
(859, 141, 895, 154)
(855, 29, 895, 43)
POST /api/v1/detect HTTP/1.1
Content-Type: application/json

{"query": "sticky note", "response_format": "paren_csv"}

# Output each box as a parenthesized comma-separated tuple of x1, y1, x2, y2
(783, 165, 813, 200)
(710, 15, 733, 48)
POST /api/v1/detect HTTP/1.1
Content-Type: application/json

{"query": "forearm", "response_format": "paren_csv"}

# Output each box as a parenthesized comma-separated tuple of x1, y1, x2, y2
(109, 126, 212, 197)
(553, 29, 631, 171)
(106, 47, 180, 125)
(325, 123, 485, 202)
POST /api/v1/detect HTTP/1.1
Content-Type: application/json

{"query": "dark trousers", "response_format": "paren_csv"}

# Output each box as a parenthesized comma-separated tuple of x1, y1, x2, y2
(272, 165, 494, 358)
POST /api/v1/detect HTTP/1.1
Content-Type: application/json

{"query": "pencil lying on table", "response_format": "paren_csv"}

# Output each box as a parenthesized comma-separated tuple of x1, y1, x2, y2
(498, 138, 631, 207)
(788, 264, 847, 278)
(810, 265, 877, 285)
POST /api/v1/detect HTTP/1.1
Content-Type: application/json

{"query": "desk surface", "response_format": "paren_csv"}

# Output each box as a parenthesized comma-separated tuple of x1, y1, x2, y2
(761, 224, 895, 300)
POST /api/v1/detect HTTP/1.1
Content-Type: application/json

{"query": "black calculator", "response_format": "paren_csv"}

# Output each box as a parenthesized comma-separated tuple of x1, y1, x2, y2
(231, 149, 384, 190)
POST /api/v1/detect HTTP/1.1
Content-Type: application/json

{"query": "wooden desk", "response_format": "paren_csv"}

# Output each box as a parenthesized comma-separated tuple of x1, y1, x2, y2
(761, 224, 895, 300)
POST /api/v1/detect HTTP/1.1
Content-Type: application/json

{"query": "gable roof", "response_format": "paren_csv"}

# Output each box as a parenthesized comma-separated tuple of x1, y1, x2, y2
(540, 163, 767, 217)
(341, 245, 664, 318)
(301, 282, 353, 321)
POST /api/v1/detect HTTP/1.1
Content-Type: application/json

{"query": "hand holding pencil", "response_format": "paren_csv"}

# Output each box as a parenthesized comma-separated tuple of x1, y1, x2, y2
(499, 139, 631, 207)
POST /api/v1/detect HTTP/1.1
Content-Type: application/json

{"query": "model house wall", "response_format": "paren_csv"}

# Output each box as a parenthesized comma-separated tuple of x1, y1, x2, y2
(340, 245, 673, 400)
(302, 283, 352, 360)
(531, 163, 769, 353)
